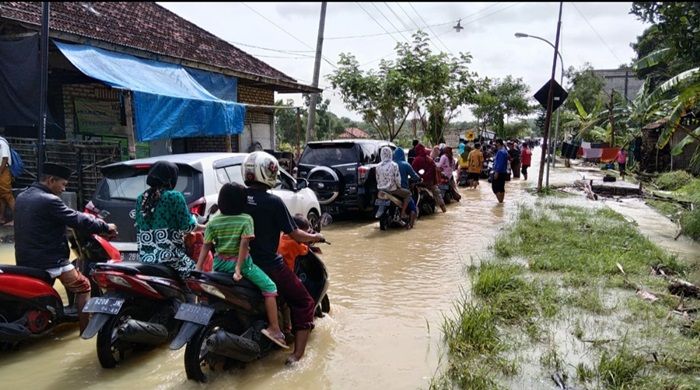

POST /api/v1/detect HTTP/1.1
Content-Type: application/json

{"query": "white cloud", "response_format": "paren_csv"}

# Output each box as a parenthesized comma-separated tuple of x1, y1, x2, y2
(158, 2, 650, 123)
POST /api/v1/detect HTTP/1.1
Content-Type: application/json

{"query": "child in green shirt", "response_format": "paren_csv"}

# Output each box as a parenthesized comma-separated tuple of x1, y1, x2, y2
(196, 183, 288, 349)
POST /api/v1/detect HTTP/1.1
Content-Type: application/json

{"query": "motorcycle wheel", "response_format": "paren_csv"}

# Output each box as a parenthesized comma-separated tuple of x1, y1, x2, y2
(96, 306, 137, 368)
(420, 201, 434, 216)
(184, 316, 226, 383)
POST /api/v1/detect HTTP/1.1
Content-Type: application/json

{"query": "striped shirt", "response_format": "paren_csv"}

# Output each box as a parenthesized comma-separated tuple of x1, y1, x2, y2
(204, 213, 255, 257)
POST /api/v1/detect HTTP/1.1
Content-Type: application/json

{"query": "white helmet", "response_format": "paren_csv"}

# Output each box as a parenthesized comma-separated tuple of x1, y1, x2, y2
(242, 151, 279, 188)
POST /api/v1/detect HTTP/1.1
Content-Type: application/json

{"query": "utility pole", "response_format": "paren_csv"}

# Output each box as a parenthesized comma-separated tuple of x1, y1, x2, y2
(609, 89, 615, 147)
(37, 1, 49, 177)
(537, 1, 563, 192)
(306, 2, 327, 143)
(295, 107, 302, 160)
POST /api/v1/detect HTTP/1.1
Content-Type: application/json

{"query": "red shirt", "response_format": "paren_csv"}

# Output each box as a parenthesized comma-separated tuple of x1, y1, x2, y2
(521, 148, 532, 166)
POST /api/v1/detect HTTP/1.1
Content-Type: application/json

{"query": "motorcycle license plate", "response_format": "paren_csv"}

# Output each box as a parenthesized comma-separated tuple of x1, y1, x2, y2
(174, 303, 214, 326)
(83, 297, 124, 315)
(374, 199, 390, 206)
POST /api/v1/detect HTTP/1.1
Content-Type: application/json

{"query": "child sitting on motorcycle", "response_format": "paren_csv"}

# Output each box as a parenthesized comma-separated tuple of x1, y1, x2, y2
(195, 182, 289, 349)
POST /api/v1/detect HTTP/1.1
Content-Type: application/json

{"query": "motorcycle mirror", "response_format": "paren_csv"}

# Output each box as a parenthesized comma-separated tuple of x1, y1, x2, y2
(320, 212, 333, 227)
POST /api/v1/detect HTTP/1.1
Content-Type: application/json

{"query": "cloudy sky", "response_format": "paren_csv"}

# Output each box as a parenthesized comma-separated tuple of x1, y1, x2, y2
(159, 2, 650, 122)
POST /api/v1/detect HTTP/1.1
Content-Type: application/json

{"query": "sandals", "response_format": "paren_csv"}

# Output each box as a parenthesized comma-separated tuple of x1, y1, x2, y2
(261, 328, 289, 349)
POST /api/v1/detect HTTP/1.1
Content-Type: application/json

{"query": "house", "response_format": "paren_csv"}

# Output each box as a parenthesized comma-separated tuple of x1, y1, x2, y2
(338, 127, 369, 139)
(592, 67, 644, 101)
(0, 1, 319, 206)
(0, 2, 319, 156)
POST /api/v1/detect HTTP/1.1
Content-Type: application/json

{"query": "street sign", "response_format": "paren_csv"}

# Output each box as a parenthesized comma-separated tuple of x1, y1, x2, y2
(534, 79, 568, 111)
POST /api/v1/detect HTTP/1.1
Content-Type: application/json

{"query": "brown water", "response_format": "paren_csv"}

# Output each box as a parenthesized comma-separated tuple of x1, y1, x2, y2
(1, 151, 696, 389)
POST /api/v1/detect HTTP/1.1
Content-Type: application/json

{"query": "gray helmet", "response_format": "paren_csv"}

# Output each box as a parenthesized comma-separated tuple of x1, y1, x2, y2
(242, 151, 279, 188)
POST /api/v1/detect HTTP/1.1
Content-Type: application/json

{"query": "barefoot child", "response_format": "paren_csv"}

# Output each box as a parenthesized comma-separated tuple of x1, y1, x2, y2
(196, 182, 288, 349)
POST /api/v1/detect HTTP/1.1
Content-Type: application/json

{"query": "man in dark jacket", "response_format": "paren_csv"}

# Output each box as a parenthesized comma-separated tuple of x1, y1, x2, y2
(14, 163, 117, 333)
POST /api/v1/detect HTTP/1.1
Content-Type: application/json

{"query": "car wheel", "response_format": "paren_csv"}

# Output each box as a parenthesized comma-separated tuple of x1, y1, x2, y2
(307, 210, 320, 233)
(307, 166, 341, 205)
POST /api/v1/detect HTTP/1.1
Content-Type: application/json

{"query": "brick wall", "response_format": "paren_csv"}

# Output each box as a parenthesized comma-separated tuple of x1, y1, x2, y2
(62, 83, 120, 138)
(186, 84, 274, 153)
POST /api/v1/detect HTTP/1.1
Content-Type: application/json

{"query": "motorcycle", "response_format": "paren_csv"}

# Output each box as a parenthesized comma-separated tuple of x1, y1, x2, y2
(81, 260, 190, 368)
(374, 190, 409, 230)
(0, 227, 121, 349)
(411, 181, 435, 218)
(457, 168, 470, 187)
(169, 245, 331, 382)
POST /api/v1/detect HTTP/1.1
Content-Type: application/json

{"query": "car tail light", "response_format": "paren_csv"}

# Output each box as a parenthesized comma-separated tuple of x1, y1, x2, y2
(84, 201, 100, 216)
(358, 166, 370, 184)
(134, 164, 152, 170)
(189, 197, 206, 216)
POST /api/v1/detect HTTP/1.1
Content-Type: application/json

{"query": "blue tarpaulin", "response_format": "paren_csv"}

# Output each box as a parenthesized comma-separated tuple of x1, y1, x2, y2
(54, 41, 245, 142)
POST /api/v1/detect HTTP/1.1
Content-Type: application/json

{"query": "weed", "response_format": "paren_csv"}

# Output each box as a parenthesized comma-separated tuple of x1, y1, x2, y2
(654, 171, 693, 191)
(597, 347, 646, 389)
(680, 208, 700, 240)
(567, 288, 608, 315)
(576, 362, 594, 383)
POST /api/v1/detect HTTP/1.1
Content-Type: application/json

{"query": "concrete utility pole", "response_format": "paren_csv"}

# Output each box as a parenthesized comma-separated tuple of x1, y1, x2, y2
(537, 1, 563, 192)
(306, 2, 327, 143)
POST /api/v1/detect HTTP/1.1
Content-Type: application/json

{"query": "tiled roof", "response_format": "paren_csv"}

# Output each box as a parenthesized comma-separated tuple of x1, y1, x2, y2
(0, 2, 296, 83)
(338, 127, 369, 139)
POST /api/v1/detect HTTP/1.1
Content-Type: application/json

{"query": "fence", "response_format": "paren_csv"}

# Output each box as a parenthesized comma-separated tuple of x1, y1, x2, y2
(7, 137, 122, 208)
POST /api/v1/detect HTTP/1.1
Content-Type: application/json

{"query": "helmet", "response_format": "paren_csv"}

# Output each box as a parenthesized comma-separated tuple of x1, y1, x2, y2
(242, 151, 279, 188)
(146, 161, 178, 189)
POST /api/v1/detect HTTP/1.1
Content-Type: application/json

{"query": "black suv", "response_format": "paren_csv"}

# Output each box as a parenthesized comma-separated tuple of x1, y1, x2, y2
(297, 140, 396, 215)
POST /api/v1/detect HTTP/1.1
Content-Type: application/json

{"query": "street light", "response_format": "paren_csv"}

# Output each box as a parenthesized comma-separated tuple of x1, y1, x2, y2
(515, 32, 565, 185)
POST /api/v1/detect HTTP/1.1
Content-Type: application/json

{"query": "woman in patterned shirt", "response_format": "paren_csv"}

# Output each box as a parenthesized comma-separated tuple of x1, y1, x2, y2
(135, 161, 197, 278)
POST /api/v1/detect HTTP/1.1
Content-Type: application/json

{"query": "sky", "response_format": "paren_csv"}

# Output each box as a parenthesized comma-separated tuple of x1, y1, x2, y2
(158, 2, 650, 123)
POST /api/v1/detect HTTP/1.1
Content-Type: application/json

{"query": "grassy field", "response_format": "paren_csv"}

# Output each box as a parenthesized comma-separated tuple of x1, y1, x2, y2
(432, 202, 699, 389)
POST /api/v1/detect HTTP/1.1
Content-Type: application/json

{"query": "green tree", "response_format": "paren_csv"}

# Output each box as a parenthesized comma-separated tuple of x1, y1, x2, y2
(328, 31, 478, 143)
(471, 76, 533, 139)
(563, 64, 607, 113)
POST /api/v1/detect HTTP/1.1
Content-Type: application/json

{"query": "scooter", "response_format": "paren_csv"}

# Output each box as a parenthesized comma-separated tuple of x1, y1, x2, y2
(80, 259, 191, 368)
(457, 168, 470, 187)
(170, 247, 331, 382)
(0, 229, 121, 349)
(374, 190, 409, 230)
(412, 180, 435, 218)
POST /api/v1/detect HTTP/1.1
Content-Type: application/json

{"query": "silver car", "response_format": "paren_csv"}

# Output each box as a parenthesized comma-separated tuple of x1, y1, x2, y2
(86, 153, 321, 261)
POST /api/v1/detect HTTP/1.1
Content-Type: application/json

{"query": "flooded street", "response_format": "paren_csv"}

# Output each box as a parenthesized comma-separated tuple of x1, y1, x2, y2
(1, 149, 697, 389)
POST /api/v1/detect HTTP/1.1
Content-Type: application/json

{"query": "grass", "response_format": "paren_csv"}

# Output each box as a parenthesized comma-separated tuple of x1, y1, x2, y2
(680, 208, 700, 240)
(494, 204, 685, 276)
(434, 203, 700, 389)
(654, 170, 694, 191)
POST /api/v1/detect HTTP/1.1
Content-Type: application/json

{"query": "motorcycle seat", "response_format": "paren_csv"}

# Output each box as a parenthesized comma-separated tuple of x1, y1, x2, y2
(0, 265, 53, 284)
(377, 191, 402, 206)
(196, 271, 260, 291)
(96, 262, 180, 280)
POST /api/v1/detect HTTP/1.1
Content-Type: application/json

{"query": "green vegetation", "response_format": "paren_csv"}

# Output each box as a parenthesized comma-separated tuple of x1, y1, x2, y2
(435, 203, 700, 389)
(681, 208, 700, 240)
(654, 170, 694, 191)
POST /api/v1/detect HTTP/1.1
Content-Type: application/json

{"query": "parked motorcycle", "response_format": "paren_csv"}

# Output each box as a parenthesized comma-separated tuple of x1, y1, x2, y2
(170, 246, 331, 382)
(0, 229, 120, 349)
(81, 261, 189, 368)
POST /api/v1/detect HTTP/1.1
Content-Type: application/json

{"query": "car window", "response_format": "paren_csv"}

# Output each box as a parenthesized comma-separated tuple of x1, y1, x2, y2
(215, 167, 229, 184)
(276, 169, 294, 190)
(300, 144, 358, 165)
(224, 166, 243, 184)
(96, 166, 198, 201)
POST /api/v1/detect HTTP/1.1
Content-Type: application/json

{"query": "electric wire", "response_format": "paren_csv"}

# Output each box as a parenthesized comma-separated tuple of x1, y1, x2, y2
(406, 2, 453, 55)
(571, 2, 623, 64)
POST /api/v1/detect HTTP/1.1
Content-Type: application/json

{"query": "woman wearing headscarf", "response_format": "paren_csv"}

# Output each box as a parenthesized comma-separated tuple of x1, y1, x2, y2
(135, 161, 198, 278)
(375, 146, 411, 219)
(411, 144, 446, 213)
(430, 145, 441, 162)
(437, 146, 461, 201)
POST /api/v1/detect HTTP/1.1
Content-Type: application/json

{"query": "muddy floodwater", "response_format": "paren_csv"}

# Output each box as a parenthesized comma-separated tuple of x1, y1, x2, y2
(1, 150, 697, 389)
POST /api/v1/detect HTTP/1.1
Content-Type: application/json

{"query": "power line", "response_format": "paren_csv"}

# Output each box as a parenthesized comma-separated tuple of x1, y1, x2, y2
(240, 2, 337, 69)
(435, 2, 522, 38)
(571, 2, 623, 64)
(225, 40, 315, 54)
(382, 2, 414, 39)
(392, 2, 449, 54)
(406, 2, 453, 55)
(372, 2, 411, 42)
(354, 2, 401, 44)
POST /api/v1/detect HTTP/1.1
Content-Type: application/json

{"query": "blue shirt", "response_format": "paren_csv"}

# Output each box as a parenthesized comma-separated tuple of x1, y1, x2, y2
(494, 147, 509, 173)
(393, 148, 420, 188)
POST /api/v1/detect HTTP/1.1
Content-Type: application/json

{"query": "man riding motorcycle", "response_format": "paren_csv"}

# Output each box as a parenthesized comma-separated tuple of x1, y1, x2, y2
(14, 162, 117, 333)
(242, 151, 325, 365)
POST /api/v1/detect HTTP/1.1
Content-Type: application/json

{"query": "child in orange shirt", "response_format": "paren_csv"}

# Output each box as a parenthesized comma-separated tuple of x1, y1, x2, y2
(278, 214, 311, 272)
(277, 214, 311, 333)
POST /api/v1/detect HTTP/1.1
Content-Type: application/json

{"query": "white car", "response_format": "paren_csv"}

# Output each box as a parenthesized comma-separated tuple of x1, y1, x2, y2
(86, 153, 321, 261)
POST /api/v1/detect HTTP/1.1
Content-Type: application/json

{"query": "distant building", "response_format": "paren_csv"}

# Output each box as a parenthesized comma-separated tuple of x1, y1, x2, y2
(338, 127, 369, 139)
(592, 68, 644, 101)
